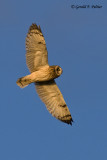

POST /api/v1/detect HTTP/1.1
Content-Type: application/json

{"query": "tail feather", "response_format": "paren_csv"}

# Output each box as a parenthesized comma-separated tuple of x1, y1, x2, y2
(16, 77, 32, 88)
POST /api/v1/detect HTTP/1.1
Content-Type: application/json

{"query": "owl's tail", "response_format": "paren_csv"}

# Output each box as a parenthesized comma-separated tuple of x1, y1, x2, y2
(16, 75, 33, 88)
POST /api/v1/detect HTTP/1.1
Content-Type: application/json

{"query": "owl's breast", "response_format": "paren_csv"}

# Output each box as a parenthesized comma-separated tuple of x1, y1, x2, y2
(32, 65, 61, 82)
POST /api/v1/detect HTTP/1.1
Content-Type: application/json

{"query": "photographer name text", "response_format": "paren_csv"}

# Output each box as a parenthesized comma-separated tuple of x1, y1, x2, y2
(71, 5, 102, 9)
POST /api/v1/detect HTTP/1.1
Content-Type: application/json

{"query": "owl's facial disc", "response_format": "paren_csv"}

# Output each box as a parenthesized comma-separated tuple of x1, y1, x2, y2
(55, 66, 63, 76)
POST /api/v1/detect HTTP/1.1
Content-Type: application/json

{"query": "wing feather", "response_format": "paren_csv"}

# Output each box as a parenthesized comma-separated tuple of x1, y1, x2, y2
(26, 24, 48, 72)
(35, 80, 73, 125)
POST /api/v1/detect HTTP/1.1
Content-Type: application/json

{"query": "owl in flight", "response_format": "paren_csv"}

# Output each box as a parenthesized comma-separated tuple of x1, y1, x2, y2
(16, 24, 73, 125)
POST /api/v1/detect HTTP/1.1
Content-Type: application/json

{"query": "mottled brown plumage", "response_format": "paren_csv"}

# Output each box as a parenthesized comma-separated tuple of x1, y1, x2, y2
(16, 23, 73, 125)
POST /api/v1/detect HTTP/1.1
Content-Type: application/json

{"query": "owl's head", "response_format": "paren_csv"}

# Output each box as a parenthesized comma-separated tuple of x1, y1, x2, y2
(55, 65, 63, 76)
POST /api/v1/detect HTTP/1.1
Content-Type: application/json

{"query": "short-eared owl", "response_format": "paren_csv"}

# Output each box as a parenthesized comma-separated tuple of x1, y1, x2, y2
(16, 24, 73, 125)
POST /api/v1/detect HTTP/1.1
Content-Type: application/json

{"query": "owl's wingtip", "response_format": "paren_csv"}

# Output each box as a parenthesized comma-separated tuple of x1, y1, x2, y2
(61, 117, 73, 125)
(69, 118, 74, 126)
(28, 23, 42, 33)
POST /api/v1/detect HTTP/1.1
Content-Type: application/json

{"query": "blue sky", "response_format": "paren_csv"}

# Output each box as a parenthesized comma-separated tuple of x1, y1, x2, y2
(0, 0, 107, 160)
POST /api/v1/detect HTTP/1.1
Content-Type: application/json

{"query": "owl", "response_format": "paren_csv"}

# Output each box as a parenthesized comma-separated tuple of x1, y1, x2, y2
(16, 24, 73, 125)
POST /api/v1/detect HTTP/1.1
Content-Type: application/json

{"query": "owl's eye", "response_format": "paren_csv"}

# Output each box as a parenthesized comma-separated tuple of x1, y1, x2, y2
(57, 67, 60, 72)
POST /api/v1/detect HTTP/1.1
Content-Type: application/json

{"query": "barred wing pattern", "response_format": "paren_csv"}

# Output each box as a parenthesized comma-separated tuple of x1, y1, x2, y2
(35, 80, 73, 124)
(26, 24, 48, 72)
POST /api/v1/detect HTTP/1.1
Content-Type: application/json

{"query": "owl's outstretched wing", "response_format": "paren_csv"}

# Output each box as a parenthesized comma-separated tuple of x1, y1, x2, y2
(26, 24, 48, 73)
(35, 80, 73, 125)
